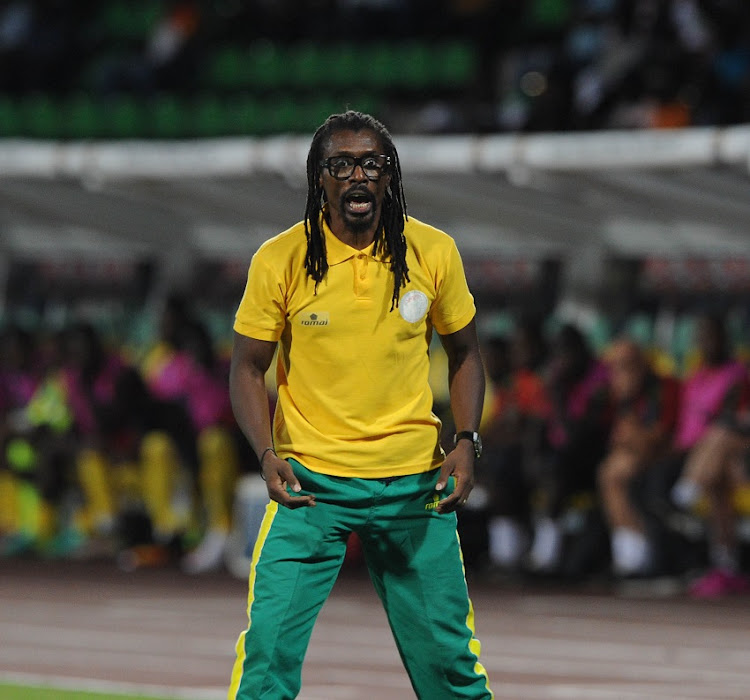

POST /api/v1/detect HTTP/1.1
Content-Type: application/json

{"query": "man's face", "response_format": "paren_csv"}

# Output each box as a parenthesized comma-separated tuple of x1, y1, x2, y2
(608, 341, 646, 401)
(319, 128, 391, 238)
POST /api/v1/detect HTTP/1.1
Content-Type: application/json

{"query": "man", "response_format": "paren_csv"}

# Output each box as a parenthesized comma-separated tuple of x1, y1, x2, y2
(227, 111, 493, 699)
(598, 338, 680, 577)
(529, 323, 610, 574)
(480, 320, 550, 571)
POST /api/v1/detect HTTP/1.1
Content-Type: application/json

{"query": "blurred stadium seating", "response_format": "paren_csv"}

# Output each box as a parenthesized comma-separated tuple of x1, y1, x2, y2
(1, 2, 750, 585)
(2, 0, 750, 138)
(0, 0, 749, 358)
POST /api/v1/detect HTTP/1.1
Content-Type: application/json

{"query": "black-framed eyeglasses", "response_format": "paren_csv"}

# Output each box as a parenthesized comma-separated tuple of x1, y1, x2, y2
(320, 154, 391, 181)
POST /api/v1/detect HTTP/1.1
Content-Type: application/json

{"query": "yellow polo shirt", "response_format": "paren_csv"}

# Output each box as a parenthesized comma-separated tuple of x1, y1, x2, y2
(234, 216, 475, 478)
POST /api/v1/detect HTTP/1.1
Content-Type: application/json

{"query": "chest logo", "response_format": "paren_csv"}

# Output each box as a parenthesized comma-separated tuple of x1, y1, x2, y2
(398, 290, 429, 323)
(299, 311, 329, 326)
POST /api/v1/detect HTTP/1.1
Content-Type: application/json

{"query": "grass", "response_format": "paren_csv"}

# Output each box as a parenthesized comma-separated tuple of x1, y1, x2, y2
(0, 683, 175, 700)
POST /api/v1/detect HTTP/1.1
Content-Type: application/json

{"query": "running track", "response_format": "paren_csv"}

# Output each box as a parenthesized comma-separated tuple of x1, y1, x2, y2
(1, 559, 750, 699)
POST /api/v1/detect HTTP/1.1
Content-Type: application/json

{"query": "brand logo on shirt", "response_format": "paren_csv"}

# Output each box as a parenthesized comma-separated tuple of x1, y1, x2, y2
(299, 311, 330, 326)
(399, 290, 429, 323)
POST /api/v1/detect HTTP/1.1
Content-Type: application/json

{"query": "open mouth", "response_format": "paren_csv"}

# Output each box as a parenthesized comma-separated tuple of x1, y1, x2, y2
(344, 190, 374, 216)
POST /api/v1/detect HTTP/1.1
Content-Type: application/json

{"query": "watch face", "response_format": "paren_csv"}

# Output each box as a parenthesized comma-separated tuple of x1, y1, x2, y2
(474, 434, 482, 458)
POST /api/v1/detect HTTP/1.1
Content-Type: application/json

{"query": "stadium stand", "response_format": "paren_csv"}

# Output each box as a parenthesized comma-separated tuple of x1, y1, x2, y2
(1, 1, 750, 593)
(1, 1, 750, 137)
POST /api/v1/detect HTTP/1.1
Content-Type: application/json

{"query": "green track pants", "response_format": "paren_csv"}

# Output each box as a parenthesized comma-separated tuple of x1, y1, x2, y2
(228, 460, 494, 700)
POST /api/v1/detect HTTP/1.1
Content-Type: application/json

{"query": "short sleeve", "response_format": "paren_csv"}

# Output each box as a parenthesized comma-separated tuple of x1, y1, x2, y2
(233, 251, 286, 341)
(430, 239, 476, 336)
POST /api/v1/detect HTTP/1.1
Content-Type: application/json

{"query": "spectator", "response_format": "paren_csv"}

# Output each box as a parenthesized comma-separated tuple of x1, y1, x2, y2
(140, 293, 193, 383)
(598, 337, 681, 578)
(4, 326, 80, 557)
(668, 377, 750, 596)
(62, 322, 193, 561)
(636, 313, 749, 578)
(529, 322, 611, 575)
(481, 319, 550, 571)
(0, 324, 42, 553)
(61, 322, 131, 540)
(146, 318, 240, 574)
(181, 321, 239, 574)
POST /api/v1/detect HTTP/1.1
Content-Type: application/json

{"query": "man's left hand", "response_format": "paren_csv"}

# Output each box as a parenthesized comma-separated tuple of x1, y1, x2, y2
(435, 441, 475, 514)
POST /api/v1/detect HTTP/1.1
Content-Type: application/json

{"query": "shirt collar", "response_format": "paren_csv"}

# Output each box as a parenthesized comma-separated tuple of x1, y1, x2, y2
(321, 214, 391, 265)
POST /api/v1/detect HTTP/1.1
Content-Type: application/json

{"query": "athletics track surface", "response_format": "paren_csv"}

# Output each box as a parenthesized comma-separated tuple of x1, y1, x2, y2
(1, 559, 750, 699)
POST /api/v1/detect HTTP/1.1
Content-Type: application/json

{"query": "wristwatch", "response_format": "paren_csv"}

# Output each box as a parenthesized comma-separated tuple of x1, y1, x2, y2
(454, 431, 482, 459)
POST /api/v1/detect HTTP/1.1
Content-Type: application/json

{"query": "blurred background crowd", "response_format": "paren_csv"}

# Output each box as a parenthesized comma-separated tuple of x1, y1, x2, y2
(467, 310, 750, 599)
(1, 292, 750, 600)
(1, 0, 750, 602)
(1, 0, 750, 137)
(0, 294, 262, 576)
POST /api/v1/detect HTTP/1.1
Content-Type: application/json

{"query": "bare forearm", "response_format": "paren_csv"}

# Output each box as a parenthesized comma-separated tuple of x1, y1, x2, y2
(435, 320, 485, 510)
(449, 347, 485, 432)
(230, 362, 274, 459)
(440, 320, 485, 433)
(229, 333, 277, 460)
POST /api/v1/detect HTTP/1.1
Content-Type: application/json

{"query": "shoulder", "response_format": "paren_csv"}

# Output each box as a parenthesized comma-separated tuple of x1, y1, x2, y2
(253, 221, 308, 263)
(403, 217, 462, 267)
(404, 216, 456, 248)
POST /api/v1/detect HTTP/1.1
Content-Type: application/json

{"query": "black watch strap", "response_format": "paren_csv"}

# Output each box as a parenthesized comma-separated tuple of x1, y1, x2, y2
(453, 430, 482, 458)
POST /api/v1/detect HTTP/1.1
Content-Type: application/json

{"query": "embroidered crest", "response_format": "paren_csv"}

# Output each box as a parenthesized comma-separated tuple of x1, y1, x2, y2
(398, 290, 428, 323)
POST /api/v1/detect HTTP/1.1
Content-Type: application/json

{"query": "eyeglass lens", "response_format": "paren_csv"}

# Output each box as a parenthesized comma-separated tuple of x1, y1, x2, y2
(324, 155, 388, 180)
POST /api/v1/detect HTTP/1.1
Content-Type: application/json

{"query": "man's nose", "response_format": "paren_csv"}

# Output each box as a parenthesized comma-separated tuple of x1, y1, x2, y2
(349, 163, 368, 181)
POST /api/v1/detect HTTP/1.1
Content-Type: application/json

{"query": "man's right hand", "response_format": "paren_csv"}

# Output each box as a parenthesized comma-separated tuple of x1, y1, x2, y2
(263, 454, 316, 509)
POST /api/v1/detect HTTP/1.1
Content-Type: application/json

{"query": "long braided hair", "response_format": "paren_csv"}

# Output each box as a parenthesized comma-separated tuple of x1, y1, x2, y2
(303, 111, 409, 310)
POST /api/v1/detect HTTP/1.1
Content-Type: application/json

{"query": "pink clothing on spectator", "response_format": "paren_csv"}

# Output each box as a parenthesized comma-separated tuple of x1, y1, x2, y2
(147, 351, 231, 433)
(148, 351, 192, 402)
(674, 361, 747, 450)
(62, 354, 124, 436)
(0, 370, 38, 415)
(548, 361, 610, 448)
(185, 364, 232, 432)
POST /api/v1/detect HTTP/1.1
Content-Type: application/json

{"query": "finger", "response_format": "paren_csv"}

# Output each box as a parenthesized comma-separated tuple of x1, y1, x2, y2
(280, 493, 317, 509)
(436, 491, 462, 513)
(267, 482, 316, 509)
(265, 461, 316, 508)
(434, 462, 454, 491)
(275, 461, 303, 493)
(437, 480, 473, 513)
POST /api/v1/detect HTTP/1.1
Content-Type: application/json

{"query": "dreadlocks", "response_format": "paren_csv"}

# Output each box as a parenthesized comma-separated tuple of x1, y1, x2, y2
(303, 111, 409, 310)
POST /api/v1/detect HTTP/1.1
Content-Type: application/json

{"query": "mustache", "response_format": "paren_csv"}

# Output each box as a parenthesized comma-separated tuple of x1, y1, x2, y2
(343, 185, 375, 201)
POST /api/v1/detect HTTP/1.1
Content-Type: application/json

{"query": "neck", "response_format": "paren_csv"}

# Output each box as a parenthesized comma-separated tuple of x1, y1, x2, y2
(325, 212, 379, 250)
(337, 229, 376, 250)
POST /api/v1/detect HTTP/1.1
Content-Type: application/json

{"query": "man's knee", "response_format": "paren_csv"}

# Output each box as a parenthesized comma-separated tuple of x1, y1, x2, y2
(599, 451, 638, 491)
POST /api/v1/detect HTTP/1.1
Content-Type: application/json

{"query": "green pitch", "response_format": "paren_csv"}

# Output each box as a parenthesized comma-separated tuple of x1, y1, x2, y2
(0, 684, 177, 700)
